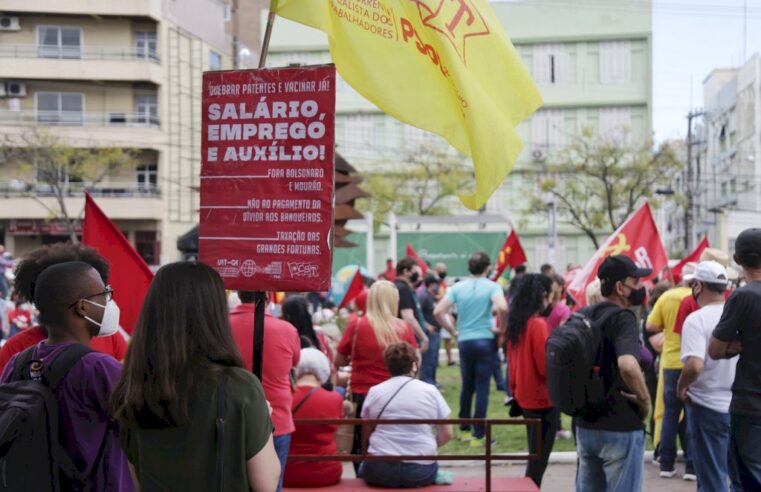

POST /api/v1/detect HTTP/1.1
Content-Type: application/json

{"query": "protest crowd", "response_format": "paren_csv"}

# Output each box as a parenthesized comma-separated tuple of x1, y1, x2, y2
(0, 226, 759, 492)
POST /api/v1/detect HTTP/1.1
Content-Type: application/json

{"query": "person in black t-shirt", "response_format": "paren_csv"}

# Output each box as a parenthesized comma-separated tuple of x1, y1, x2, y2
(393, 257, 429, 353)
(709, 228, 761, 491)
(575, 255, 651, 492)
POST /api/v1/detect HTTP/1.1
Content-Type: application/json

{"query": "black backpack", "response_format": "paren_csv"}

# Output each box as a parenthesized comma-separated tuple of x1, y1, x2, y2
(0, 344, 94, 492)
(546, 305, 622, 417)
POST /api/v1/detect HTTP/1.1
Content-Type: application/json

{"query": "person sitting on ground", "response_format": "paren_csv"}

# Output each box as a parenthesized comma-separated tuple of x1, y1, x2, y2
(359, 342, 453, 488)
(283, 348, 344, 488)
(0, 243, 129, 372)
(0, 261, 133, 491)
(111, 262, 280, 491)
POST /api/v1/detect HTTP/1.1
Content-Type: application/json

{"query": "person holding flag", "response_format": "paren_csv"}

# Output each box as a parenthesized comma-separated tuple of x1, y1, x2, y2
(491, 230, 528, 282)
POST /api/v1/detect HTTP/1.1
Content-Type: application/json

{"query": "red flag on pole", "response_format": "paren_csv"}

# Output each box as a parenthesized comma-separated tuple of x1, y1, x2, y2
(339, 267, 364, 309)
(405, 244, 429, 275)
(670, 236, 709, 284)
(83, 193, 153, 334)
(568, 202, 668, 309)
(491, 230, 528, 281)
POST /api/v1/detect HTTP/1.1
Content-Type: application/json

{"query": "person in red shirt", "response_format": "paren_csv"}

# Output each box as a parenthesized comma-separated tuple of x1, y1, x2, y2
(229, 290, 301, 492)
(284, 347, 343, 488)
(504, 273, 556, 488)
(7, 299, 33, 336)
(334, 280, 419, 470)
(0, 243, 129, 373)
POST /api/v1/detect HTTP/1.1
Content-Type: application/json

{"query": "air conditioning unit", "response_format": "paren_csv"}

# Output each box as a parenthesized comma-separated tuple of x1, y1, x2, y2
(0, 16, 20, 31)
(5, 82, 26, 97)
(532, 149, 547, 162)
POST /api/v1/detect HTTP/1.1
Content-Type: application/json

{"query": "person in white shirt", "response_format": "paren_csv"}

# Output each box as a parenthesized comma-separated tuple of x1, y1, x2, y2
(359, 342, 454, 488)
(677, 261, 738, 492)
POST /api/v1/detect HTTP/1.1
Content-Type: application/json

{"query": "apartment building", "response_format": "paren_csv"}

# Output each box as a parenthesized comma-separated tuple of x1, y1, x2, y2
(265, 0, 652, 271)
(0, 0, 233, 265)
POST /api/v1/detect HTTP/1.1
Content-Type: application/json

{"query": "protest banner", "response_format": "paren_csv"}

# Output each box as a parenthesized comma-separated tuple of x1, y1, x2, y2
(199, 65, 336, 292)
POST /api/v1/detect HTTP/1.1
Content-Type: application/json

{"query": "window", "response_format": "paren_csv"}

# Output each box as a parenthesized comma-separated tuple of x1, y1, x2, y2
(135, 32, 158, 61)
(135, 231, 159, 265)
(533, 44, 573, 85)
(599, 41, 631, 84)
(223, 4, 232, 21)
(599, 107, 631, 141)
(209, 51, 222, 70)
(531, 109, 565, 150)
(36, 92, 84, 125)
(37, 26, 82, 59)
(135, 94, 158, 126)
(136, 164, 158, 191)
(341, 114, 375, 157)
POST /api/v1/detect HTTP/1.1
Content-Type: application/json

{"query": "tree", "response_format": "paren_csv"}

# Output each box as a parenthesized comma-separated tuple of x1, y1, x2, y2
(358, 141, 473, 229)
(528, 128, 684, 249)
(0, 127, 138, 243)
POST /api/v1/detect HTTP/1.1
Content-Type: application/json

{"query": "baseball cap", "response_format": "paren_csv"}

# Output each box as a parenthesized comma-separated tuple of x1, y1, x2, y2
(735, 228, 761, 263)
(693, 261, 728, 286)
(598, 255, 652, 283)
(681, 262, 699, 282)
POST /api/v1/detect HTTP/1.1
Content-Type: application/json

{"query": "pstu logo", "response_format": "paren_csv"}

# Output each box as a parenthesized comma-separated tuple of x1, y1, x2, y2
(410, 0, 490, 64)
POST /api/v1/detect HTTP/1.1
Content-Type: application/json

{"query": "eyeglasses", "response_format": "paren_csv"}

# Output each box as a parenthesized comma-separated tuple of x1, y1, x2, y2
(67, 286, 114, 308)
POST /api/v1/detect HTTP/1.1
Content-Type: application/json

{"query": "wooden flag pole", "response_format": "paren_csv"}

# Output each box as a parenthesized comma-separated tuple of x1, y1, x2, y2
(258, 1, 278, 69)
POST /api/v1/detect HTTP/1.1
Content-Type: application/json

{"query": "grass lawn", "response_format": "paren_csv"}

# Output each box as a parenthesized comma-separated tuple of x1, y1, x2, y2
(434, 364, 577, 456)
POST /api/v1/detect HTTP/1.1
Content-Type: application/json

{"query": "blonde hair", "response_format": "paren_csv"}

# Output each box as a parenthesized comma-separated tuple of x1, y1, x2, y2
(586, 278, 603, 306)
(366, 280, 403, 347)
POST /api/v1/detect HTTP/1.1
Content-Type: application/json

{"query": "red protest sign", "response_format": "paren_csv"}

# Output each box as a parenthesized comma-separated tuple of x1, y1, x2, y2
(199, 66, 336, 292)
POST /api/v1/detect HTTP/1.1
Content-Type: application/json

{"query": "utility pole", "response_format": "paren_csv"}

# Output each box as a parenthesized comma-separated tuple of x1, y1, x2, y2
(685, 110, 704, 254)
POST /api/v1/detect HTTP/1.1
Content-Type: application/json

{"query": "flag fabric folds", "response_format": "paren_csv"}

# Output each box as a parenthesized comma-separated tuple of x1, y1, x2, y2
(338, 267, 364, 309)
(490, 230, 527, 281)
(670, 236, 709, 284)
(405, 244, 429, 276)
(83, 193, 154, 334)
(272, 0, 542, 210)
(567, 203, 668, 309)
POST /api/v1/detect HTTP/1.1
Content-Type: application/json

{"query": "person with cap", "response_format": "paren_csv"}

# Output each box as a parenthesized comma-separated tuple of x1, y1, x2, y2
(708, 228, 761, 490)
(646, 263, 696, 481)
(676, 261, 736, 492)
(673, 248, 730, 338)
(575, 255, 651, 492)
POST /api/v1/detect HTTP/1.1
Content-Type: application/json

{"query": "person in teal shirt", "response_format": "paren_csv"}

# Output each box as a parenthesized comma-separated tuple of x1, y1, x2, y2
(435, 252, 507, 445)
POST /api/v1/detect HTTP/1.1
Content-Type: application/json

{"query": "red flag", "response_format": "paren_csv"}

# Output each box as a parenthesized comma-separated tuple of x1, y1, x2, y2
(405, 244, 429, 275)
(339, 268, 364, 309)
(670, 236, 709, 284)
(83, 193, 153, 334)
(491, 230, 528, 281)
(568, 202, 668, 309)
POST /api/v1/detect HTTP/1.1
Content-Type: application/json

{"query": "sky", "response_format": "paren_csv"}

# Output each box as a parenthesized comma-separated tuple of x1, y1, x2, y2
(651, 0, 761, 140)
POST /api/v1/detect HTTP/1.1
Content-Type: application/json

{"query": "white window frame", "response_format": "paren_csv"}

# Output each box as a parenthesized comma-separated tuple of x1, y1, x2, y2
(599, 41, 631, 84)
(37, 25, 83, 59)
(533, 44, 573, 85)
(209, 50, 222, 70)
(135, 94, 159, 126)
(599, 107, 631, 142)
(135, 31, 158, 61)
(531, 109, 565, 150)
(136, 164, 158, 191)
(35, 92, 85, 126)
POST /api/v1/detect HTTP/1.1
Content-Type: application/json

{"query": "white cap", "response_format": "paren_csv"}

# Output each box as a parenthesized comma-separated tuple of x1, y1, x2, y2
(681, 262, 699, 282)
(693, 261, 729, 286)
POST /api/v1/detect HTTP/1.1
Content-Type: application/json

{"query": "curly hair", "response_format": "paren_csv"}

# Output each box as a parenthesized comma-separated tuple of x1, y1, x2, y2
(14, 243, 110, 303)
(507, 273, 552, 345)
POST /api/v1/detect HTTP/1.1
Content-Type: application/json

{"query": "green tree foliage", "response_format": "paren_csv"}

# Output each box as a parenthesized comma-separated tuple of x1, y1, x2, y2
(1, 127, 138, 243)
(528, 128, 684, 249)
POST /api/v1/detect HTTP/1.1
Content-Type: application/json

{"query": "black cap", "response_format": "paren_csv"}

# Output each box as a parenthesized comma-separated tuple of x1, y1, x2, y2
(597, 255, 652, 283)
(735, 228, 761, 263)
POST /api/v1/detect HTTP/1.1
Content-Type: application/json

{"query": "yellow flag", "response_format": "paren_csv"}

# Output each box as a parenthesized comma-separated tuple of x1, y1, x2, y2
(272, 0, 542, 210)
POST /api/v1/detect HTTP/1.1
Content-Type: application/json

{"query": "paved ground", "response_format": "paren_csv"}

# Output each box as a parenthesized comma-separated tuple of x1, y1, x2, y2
(341, 461, 697, 491)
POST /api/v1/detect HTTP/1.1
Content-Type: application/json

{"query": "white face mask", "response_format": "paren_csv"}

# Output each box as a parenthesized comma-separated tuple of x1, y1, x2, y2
(83, 299, 121, 337)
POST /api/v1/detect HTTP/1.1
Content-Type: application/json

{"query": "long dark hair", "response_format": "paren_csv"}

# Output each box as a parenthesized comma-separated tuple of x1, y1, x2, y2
(507, 273, 552, 345)
(111, 262, 243, 428)
(282, 295, 320, 349)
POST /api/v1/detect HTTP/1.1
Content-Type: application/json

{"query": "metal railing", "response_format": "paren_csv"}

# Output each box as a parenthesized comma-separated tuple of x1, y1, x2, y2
(0, 44, 160, 63)
(0, 110, 160, 128)
(0, 181, 161, 198)
(290, 418, 541, 492)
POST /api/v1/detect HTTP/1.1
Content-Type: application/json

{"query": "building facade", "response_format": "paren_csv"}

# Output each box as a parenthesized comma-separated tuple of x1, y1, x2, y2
(0, 0, 233, 265)
(265, 0, 652, 271)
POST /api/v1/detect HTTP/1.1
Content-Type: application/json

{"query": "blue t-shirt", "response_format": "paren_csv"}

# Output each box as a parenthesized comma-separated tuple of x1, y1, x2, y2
(444, 277, 503, 342)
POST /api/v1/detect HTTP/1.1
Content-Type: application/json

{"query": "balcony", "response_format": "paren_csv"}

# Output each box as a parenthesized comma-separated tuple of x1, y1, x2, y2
(0, 110, 164, 150)
(0, 45, 162, 83)
(1, 0, 162, 21)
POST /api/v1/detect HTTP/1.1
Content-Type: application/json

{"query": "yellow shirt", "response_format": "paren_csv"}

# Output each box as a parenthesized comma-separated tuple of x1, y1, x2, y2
(647, 287, 692, 369)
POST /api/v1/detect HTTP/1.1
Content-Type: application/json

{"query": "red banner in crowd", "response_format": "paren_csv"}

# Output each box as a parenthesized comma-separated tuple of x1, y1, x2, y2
(405, 244, 429, 275)
(669, 236, 709, 284)
(83, 193, 154, 334)
(199, 66, 336, 292)
(568, 202, 668, 308)
(491, 230, 527, 281)
(338, 267, 364, 309)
